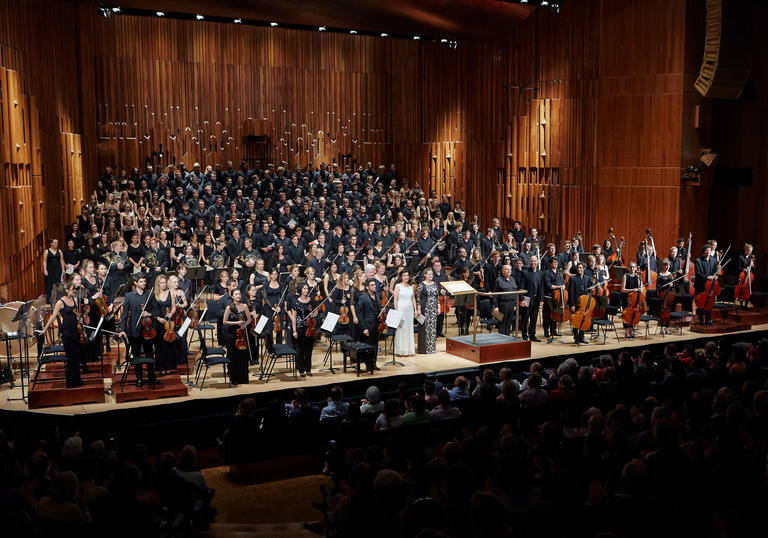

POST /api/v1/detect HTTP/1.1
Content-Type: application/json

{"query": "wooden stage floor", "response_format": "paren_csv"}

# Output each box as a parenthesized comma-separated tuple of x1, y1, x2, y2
(2, 321, 767, 416)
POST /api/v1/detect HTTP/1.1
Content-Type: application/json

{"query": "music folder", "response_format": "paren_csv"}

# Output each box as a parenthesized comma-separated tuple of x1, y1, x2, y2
(440, 280, 476, 296)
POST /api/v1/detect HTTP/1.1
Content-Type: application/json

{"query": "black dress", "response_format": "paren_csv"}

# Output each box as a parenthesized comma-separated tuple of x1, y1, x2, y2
(226, 307, 251, 384)
(153, 292, 175, 372)
(291, 298, 315, 374)
(331, 287, 354, 337)
(45, 249, 63, 302)
(58, 300, 84, 388)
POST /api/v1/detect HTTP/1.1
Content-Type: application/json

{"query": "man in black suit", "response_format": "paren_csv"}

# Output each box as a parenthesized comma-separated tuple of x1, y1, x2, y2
(521, 255, 545, 341)
(144, 238, 167, 286)
(118, 275, 160, 386)
(356, 279, 381, 372)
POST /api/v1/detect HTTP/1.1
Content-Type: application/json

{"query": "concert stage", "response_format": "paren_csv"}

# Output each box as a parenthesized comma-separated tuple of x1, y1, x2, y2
(446, 333, 531, 363)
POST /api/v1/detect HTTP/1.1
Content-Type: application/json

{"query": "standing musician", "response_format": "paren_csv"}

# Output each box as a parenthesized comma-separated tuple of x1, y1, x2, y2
(656, 260, 674, 335)
(543, 257, 565, 338)
(118, 274, 160, 386)
(168, 274, 189, 368)
(288, 282, 318, 377)
(568, 263, 590, 345)
(483, 251, 501, 293)
(144, 237, 167, 285)
(431, 257, 449, 338)
(176, 264, 192, 304)
(490, 264, 518, 336)
(355, 278, 381, 372)
(621, 261, 643, 338)
(263, 268, 284, 345)
(694, 244, 719, 326)
(480, 228, 497, 258)
(521, 255, 544, 342)
(245, 284, 263, 364)
(152, 275, 177, 376)
(455, 267, 479, 336)
(738, 243, 755, 273)
(330, 271, 355, 338)
(667, 246, 682, 276)
(238, 236, 260, 283)
(107, 240, 130, 290)
(222, 288, 253, 386)
(36, 282, 84, 388)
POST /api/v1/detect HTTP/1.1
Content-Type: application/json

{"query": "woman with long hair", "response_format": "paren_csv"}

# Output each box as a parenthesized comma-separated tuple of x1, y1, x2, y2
(288, 282, 318, 377)
(36, 282, 84, 387)
(222, 288, 253, 386)
(393, 270, 416, 357)
(152, 274, 177, 375)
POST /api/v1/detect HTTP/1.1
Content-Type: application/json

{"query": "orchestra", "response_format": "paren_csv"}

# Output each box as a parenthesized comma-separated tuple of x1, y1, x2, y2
(33, 160, 760, 391)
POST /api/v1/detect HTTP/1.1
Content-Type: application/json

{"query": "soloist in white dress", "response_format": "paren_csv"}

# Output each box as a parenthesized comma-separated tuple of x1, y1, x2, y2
(394, 284, 415, 356)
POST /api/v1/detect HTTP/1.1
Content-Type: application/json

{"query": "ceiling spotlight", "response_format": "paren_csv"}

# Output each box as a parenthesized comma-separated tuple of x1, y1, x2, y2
(98, 6, 111, 18)
(196, 14, 204, 20)
(380, 32, 388, 37)
(156, 11, 164, 17)
(541, 1, 549, 5)
(234, 18, 242, 24)
(521, 0, 528, 3)
(319, 26, 326, 31)
(449, 40, 458, 49)
(112, 7, 121, 12)
(440, 38, 448, 43)
(413, 35, 420, 40)
(349, 30, 357, 34)
(270, 22, 278, 27)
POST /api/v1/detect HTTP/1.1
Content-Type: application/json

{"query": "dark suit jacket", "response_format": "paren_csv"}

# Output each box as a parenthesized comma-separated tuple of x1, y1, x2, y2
(356, 292, 379, 332)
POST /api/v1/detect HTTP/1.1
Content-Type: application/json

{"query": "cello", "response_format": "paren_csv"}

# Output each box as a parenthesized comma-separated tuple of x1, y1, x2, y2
(551, 285, 571, 323)
(621, 283, 647, 327)
(641, 229, 658, 290)
(570, 276, 598, 333)
(695, 258, 731, 312)
(681, 233, 695, 296)
(606, 228, 625, 266)
(734, 255, 755, 305)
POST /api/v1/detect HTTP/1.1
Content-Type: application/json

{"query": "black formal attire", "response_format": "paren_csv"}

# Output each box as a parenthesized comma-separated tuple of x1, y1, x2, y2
(355, 292, 379, 370)
(490, 274, 518, 336)
(694, 255, 718, 324)
(152, 292, 175, 372)
(450, 257, 471, 280)
(521, 269, 545, 340)
(225, 307, 251, 384)
(45, 249, 63, 302)
(543, 269, 565, 337)
(120, 289, 157, 384)
(432, 269, 449, 337)
(56, 299, 84, 388)
(290, 298, 316, 374)
(568, 273, 591, 343)
(623, 274, 643, 329)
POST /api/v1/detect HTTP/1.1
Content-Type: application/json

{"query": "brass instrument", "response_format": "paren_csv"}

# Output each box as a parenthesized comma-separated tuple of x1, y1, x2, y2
(143, 250, 159, 271)
(185, 255, 200, 268)
(210, 251, 225, 269)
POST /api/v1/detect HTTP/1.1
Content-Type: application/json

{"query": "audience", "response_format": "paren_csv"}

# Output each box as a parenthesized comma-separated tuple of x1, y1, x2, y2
(320, 386, 349, 421)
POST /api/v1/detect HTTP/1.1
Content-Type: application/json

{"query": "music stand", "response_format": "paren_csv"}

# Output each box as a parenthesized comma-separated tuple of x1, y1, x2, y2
(381, 309, 405, 367)
(319, 313, 343, 374)
(6, 300, 34, 403)
(187, 265, 206, 295)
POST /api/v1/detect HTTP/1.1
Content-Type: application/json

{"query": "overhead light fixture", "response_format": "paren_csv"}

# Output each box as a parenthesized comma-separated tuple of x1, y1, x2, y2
(541, 1, 549, 5)
(98, 6, 111, 18)
(413, 35, 420, 40)
(349, 30, 357, 34)
(112, 7, 121, 13)
(380, 32, 388, 37)
(270, 22, 278, 27)
(440, 38, 448, 43)
(521, 0, 528, 3)
(319, 26, 326, 31)
(196, 14, 204, 20)
(156, 11, 164, 17)
(234, 18, 242, 24)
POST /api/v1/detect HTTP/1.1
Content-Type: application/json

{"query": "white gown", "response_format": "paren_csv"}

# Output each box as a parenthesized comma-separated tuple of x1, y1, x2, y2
(394, 284, 415, 356)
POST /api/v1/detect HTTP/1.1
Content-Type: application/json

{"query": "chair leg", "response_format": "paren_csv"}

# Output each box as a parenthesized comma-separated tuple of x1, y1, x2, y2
(200, 364, 208, 390)
(31, 361, 43, 389)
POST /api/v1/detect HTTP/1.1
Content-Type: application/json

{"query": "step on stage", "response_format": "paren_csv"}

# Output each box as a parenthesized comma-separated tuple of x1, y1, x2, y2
(446, 334, 531, 363)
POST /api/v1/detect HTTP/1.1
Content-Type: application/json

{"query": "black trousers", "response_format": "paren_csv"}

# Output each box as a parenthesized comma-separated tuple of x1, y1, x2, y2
(129, 336, 156, 382)
(436, 313, 445, 336)
(293, 330, 315, 373)
(542, 297, 557, 336)
(363, 328, 378, 369)
(520, 298, 540, 338)
(61, 332, 84, 388)
(497, 300, 516, 336)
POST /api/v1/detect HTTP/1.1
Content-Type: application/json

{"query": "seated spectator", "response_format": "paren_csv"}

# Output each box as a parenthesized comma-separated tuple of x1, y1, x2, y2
(431, 389, 461, 421)
(548, 374, 575, 403)
(361, 385, 385, 415)
(496, 379, 520, 410)
(520, 361, 548, 390)
(423, 380, 439, 408)
(289, 388, 321, 424)
(519, 373, 547, 407)
(402, 395, 432, 426)
(448, 375, 470, 401)
(320, 386, 350, 421)
(472, 368, 501, 401)
(375, 398, 404, 431)
(37, 471, 85, 523)
(261, 398, 289, 427)
(174, 445, 208, 494)
(496, 366, 514, 390)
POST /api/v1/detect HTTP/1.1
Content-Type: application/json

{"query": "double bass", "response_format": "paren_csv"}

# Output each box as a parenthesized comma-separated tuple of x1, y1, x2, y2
(681, 233, 695, 296)
(641, 229, 658, 290)
(606, 228, 625, 266)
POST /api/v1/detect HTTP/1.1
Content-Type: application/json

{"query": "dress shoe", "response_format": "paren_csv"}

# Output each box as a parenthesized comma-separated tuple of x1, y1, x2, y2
(149, 379, 163, 386)
(306, 372, 313, 377)
(136, 379, 145, 387)
(553, 331, 562, 337)
(530, 336, 541, 342)
(579, 337, 589, 344)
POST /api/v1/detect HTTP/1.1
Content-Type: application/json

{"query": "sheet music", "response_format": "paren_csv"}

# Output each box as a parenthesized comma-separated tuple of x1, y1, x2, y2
(254, 315, 268, 335)
(386, 309, 403, 329)
(416, 313, 426, 325)
(177, 316, 192, 338)
(321, 312, 339, 332)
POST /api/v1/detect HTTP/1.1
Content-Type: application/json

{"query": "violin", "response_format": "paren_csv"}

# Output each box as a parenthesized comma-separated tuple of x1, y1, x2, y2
(273, 311, 281, 334)
(734, 257, 755, 303)
(621, 283, 647, 326)
(338, 294, 350, 325)
(141, 315, 157, 340)
(173, 299, 185, 329)
(164, 307, 177, 342)
(551, 285, 571, 323)
(314, 284, 326, 313)
(305, 317, 318, 338)
(570, 280, 597, 332)
(235, 310, 248, 350)
(93, 294, 109, 318)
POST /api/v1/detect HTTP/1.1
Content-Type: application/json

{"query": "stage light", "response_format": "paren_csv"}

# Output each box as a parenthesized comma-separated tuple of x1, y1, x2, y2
(319, 26, 326, 31)
(441, 38, 448, 43)
(98, 6, 111, 18)
(270, 22, 278, 27)
(196, 14, 204, 20)
(413, 35, 420, 40)
(349, 30, 357, 34)
(380, 32, 388, 37)
(234, 18, 242, 24)
(156, 11, 164, 17)
(521, 0, 528, 3)
(541, 1, 549, 5)
(112, 7, 121, 12)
